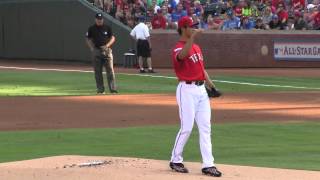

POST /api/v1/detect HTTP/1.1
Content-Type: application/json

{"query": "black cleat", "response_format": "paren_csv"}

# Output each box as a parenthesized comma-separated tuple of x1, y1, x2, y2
(169, 162, 189, 173)
(96, 91, 105, 95)
(139, 69, 146, 73)
(110, 90, 118, 94)
(202, 166, 222, 177)
(148, 69, 156, 73)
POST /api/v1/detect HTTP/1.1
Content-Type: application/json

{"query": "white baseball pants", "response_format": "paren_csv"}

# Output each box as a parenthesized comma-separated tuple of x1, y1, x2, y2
(170, 81, 215, 168)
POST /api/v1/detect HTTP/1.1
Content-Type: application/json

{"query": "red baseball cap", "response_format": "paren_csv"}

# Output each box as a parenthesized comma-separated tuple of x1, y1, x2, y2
(178, 16, 199, 28)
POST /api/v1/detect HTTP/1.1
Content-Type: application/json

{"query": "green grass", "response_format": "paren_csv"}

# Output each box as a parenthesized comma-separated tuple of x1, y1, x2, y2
(0, 122, 319, 171)
(0, 70, 177, 96)
(215, 75, 320, 93)
(0, 70, 320, 96)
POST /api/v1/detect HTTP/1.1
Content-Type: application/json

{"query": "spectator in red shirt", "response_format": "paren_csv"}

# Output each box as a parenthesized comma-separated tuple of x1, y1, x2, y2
(292, 0, 305, 12)
(305, 4, 317, 27)
(207, 13, 223, 30)
(272, 0, 284, 11)
(264, 0, 276, 13)
(116, 0, 130, 12)
(115, 0, 122, 7)
(313, 8, 320, 29)
(234, 0, 245, 18)
(151, 9, 167, 29)
(276, 3, 288, 29)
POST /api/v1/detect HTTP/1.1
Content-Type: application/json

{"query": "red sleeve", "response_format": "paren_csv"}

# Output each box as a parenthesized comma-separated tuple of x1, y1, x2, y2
(300, 0, 305, 7)
(283, 11, 288, 20)
(272, 0, 279, 7)
(116, 0, 122, 6)
(151, 18, 156, 28)
(173, 47, 183, 62)
(161, 17, 167, 29)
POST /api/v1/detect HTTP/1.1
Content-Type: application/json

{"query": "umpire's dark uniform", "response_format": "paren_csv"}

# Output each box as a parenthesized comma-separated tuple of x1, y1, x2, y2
(86, 13, 117, 94)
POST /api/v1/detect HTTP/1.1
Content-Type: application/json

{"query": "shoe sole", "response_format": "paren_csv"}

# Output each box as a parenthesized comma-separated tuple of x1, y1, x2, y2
(170, 167, 189, 173)
(171, 169, 188, 173)
(202, 172, 222, 177)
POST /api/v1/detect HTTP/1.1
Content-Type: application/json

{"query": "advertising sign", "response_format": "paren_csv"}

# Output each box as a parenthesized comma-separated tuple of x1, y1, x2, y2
(274, 40, 320, 61)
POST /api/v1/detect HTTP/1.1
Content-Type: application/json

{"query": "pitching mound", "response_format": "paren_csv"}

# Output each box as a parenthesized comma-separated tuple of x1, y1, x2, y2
(0, 156, 319, 180)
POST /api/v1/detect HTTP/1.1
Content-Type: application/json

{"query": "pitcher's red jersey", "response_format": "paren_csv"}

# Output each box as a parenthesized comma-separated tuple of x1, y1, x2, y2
(172, 41, 205, 81)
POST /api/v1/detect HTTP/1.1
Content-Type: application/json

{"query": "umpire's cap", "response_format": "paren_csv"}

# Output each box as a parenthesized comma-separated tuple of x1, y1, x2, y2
(95, 13, 103, 19)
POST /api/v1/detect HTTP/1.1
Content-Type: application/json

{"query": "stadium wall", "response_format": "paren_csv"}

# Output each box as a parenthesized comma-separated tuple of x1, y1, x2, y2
(151, 30, 320, 68)
(0, 0, 134, 65)
(1, 0, 320, 68)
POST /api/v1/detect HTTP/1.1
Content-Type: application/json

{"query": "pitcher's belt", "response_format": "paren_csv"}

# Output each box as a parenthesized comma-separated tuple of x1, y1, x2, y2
(184, 80, 205, 86)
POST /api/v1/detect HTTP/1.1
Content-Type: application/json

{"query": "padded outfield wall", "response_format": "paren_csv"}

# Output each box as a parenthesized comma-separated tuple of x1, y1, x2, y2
(151, 30, 320, 68)
(0, 0, 134, 64)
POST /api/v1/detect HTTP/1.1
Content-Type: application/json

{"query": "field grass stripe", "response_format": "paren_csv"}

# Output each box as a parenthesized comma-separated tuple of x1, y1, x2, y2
(118, 72, 177, 79)
(0, 66, 93, 73)
(1, 65, 320, 90)
(118, 73, 320, 90)
(214, 80, 320, 90)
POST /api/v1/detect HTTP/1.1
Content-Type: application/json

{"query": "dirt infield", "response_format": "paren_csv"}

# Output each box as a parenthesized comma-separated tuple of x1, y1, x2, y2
(1, 93, 320, 131)
(0, 60, 320, 179)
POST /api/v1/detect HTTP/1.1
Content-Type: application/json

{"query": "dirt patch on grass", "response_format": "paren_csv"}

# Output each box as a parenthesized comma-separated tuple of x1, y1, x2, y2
(0, 156, 319, 180)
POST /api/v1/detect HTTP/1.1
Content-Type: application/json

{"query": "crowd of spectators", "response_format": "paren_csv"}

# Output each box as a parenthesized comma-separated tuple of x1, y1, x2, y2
(88, 0, 320, 30)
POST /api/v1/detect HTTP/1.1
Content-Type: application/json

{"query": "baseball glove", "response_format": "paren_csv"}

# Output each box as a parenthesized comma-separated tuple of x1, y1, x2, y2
(206, 86, 222, 98)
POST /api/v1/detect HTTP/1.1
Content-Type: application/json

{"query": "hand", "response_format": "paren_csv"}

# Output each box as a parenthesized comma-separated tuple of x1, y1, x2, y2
(100, 45, 107, 51)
